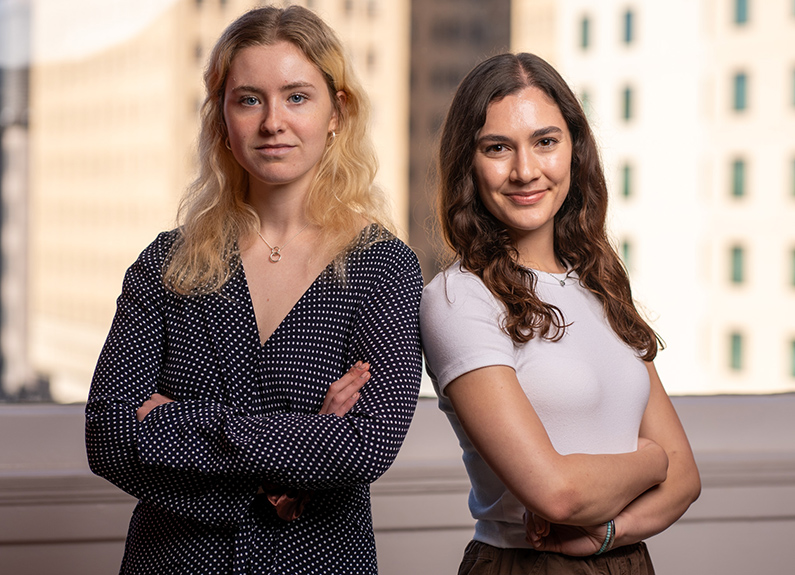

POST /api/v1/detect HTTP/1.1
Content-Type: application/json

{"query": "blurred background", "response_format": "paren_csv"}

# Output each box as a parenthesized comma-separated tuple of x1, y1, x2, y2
(1, 0, 794, 405)
(0, 0, 795, 403)
(0, 2, 794, 574)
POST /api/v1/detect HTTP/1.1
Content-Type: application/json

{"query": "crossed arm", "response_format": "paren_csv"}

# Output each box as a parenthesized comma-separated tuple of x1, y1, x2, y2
(446, 361, 700, 554)
(137, 361, 371, 421)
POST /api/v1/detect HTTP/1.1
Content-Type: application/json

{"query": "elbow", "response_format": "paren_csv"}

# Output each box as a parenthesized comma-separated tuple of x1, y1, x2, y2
(686, 468, 702, 506)
(526, 479, 589, 524)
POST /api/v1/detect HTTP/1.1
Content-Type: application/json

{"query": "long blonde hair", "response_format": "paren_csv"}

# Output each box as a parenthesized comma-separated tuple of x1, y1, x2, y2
(164, 5, 393, 295)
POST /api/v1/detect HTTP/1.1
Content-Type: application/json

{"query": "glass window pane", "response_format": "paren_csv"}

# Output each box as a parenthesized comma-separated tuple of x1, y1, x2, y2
(621, 239, 632, 270)
(735, 0, 749, 24)
(622, 163, 632, 197)
(730, 332, 743, 370)
(791, 248, 795, 286)
(623, 9, 634, 44)
(732, 159, 746, 197)
(791, 340, 795, 378)
(580, 15, 590, 49)
(733, 72, 748, 110)
(731, 246, 745, 283)
(622, 86, 633, 120)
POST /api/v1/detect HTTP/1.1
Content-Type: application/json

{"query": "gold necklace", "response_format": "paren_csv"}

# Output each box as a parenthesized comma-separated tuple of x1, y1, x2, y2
(257, 223, 309, 263)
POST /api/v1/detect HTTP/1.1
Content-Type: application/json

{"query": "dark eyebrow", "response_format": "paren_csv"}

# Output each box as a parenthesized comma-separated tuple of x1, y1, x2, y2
(477, 126, 564, 145)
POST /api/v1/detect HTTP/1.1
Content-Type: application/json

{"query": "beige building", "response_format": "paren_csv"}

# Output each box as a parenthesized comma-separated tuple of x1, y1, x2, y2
(512, 0, 795, 394)
(28, 0, 410, 403)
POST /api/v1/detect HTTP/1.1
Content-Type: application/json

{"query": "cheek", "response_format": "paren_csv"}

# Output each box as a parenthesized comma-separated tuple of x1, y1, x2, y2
(473, 161, 502, 196)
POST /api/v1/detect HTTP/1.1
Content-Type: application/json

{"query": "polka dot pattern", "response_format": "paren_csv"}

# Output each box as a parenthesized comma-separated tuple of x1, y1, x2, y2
(86, 226, 423, 574)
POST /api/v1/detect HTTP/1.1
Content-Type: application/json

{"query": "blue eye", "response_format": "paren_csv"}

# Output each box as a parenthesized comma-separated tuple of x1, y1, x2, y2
(242, 96, 259, 106)
(289, 93, 307, 104)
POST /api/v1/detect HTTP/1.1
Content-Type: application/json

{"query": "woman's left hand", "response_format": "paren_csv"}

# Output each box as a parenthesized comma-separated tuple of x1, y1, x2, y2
(136, 393, 174, 422)
(524, 511, 607, 556)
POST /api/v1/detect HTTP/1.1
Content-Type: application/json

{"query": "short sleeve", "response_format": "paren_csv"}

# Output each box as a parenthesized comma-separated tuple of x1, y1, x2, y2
(420, 266, 516, 396)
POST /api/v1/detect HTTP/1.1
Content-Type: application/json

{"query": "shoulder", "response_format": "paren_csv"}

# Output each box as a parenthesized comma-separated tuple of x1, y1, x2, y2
(124, 230, 181, 290)
(347, 225, 421, 282)
(134, 229, 181, 267)
(422, 263, 499, 314)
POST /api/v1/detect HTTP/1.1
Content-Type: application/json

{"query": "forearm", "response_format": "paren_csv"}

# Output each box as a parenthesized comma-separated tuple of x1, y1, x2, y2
(541, 444, 668, 525)
(612, 448, 701, 546)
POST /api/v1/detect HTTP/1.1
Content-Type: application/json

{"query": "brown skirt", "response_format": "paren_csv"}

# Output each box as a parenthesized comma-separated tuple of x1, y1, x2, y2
(458, 540, 655, 575)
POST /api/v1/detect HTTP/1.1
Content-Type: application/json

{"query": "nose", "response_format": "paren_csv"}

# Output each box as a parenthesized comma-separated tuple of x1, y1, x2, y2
(511, 148, 541, 184)
(260, 101, 285, 134)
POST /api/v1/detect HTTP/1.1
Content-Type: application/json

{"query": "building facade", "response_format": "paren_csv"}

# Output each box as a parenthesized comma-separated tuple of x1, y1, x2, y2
(512, 0, 795, 394)
(27, 0, 410, 402)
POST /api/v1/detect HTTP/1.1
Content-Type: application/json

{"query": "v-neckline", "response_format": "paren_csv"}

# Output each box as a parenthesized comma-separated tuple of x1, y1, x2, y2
(241, 257, 336, 348)
(238, 223, 379, 347)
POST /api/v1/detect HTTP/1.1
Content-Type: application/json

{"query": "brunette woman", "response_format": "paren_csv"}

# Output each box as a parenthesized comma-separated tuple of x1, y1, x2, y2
(420, 52, 700, 574)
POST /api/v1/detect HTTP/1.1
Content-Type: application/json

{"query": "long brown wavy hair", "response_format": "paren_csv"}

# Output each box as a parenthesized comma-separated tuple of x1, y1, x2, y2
(437, 53, 661, 361)
(164, 5, 393, 294)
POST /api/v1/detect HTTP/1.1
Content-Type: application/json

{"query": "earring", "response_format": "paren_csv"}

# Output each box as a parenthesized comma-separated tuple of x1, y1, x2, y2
(225, 137, 231, 150)
(331, 131, 336, 139)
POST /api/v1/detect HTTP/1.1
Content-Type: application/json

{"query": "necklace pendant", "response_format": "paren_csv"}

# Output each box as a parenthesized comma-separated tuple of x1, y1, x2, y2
(269, 247, 282, 263)
(558, 279, 565, 286)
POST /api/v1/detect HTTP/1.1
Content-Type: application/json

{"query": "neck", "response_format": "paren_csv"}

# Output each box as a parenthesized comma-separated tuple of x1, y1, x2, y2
(510, 228, 564, 273)
(247, 183, 310, 238)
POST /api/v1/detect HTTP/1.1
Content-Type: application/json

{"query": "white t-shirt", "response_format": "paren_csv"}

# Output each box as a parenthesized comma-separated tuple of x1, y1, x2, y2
(420, 264, 650, 548)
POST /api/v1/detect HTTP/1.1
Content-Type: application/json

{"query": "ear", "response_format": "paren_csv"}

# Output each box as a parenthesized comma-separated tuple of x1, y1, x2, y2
(329, 90, 347, 133)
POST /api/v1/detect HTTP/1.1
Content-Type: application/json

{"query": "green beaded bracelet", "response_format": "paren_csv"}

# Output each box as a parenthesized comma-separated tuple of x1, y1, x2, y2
(594, 519, 615, 555)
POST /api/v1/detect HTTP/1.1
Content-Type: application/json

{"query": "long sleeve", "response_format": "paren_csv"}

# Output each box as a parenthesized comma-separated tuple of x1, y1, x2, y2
(135, 239, 423, 490)
(85, 232, 259, 528)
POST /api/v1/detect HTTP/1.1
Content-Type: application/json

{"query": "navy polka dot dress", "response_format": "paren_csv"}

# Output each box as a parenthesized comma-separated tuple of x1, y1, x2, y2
(86, 225, 423, 574)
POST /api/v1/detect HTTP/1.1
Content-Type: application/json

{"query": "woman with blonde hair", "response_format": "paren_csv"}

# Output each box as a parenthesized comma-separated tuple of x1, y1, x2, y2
(86, 6, 422, 574)
(421, 52, 700, 574)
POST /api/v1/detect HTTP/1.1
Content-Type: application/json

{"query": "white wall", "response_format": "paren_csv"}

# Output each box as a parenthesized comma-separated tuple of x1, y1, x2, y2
(2, 395, 794, 574)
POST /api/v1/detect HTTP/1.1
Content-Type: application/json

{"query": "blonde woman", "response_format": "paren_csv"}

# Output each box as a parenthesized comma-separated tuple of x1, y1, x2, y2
(86, 6, 422, 574)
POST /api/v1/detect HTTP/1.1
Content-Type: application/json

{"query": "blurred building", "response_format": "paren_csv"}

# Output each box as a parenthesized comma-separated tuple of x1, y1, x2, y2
(0, 0, 40, 400)
(408, 0, 511, 281)
(513, 0, 795, 394)
(27, 0, 410, 402)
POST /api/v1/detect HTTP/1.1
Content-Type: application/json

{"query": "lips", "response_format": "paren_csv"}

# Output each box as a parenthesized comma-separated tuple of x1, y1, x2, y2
(505, 190, 546, 205)
(255, 143, 295, 157)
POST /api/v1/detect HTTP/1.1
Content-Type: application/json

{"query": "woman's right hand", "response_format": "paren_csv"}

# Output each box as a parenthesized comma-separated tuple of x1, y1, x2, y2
(319, 362, 370, 417)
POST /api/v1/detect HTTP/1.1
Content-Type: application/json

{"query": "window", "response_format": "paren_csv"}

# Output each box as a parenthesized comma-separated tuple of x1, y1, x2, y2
(620, 239, 632, 270)
(791, 248, 795, 286)
(730, 245, 745, 284)
(791, 340, 795, 378)
(731, 158, 746, 197)
(792, 158, 795, 196)
(579, 89, 592, 118)
(623, 9, 634, 44)
(580, 15, 591, 49)
(621, 162, 633, 197)
(791, 68, 795, 107)
(621, 86, 633, 121)
(730, 332, 744, 370)
(734, 0, 749, 24)
(733, 72, 748, 111)
(367, 0, 378, 18)
(366, 47, 377, 73)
